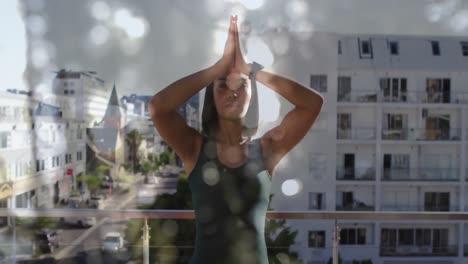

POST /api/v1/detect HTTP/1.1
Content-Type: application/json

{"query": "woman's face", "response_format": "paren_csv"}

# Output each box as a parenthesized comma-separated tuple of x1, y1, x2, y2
(213, 71, 251, 121)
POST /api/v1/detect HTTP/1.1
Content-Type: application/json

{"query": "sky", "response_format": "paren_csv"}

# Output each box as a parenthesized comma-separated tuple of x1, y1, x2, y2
(2, 0, 468, 95)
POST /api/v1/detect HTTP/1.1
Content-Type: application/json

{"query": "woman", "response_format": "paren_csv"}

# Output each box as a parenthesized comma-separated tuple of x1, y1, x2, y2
(149, 15, 323, 264)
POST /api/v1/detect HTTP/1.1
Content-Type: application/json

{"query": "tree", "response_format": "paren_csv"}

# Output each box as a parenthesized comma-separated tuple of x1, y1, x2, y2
(140, 160, 153, 184)
(265, 194, 301, 264)
(126, 175, 194, 263)
(126, 129, 142, 173)
(78, 174, 101, 196)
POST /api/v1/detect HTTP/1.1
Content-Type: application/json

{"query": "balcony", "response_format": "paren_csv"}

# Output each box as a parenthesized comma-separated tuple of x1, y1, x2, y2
(338, 90, 378, 103)
(336, 167, 375, 181)
(338, 90, 468, 104)
(336, 203, 375, 211)
(381, 204, 459, 212)
(337, 128, 376, 140)
(380, 245, 458, 257)
(382, 168, 459, 181)
(382, 128, 461, 141)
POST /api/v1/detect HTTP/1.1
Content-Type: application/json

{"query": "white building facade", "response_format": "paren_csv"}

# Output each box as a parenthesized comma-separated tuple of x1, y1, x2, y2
(266, 32, 468, 264)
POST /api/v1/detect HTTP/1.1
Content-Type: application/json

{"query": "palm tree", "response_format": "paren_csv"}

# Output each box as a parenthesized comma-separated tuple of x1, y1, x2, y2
(126, 129, 142, 173)
(140, 160, 153, 184)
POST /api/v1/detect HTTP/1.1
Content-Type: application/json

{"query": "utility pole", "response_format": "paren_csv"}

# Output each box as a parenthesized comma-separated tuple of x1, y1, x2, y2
(332, 220, 341, 264)
(142, 218, 150, 264)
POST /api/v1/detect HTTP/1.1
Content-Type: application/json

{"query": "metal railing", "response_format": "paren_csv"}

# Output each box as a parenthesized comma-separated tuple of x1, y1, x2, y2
(381, 204, 460, 212)
(408, 128, 462, 141)
(382, 168, 459, 181)
(336, 167, 375, 180)
(337, 90, 468, 104)
(337, 128, 376, 140)
(2, 209, 468, 264)
(380, 245, 458, 257)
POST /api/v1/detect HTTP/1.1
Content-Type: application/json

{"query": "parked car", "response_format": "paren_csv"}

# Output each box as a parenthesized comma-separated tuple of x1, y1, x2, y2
(89, 194, 105, 209)
(101, 232, 126, 253)
(62, 216, 96, 228)
(33, 229, 60, 254)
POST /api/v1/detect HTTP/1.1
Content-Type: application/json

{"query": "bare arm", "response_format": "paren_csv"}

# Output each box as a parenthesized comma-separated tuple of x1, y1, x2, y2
(148, 16, 237, 174)
(232, 19, 324, 176)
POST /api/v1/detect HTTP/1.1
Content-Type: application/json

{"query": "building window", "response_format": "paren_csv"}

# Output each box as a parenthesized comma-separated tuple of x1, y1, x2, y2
(77, 151, 83, 161)
(424, 192, 450, 211)
(65, 154, 72, 164)
(379, 78, 407, 102)
(358, 38, 373, 58)
(0, 132, 10, 148)
(398, 229, 414, 245)
(431, 41, 440, 56)
(389, 41, 399, 55)
(461, 42, 468, 56)
(415, 228, 431, 246)
(70, 90, 75, 95)
(426, 78, 450, 103)
(337, 76, 351, 102)
(308, 192, 325, 210)
(36, 160, 40, 172)
(338, 40, 342, 54)
(308, 231, 325, 248)
(340, 228, 366, 245)
(309, 153, 327, 179)
(64, 89, 69, 95)
(310, 75, 327, 92)
(41, 160, 45, 171)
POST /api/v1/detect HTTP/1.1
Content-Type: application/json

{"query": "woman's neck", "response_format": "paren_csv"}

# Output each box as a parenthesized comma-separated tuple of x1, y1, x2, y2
(215, 120, 249, 145)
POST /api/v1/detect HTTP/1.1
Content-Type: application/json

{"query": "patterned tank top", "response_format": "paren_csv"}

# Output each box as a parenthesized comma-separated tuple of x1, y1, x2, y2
(188, 136, 272, 264)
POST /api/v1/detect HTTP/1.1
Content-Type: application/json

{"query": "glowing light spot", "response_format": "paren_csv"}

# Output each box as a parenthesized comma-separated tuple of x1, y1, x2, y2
(286, 0, 308, 18)
(448, 10, 468, 32)
(246, 36, 274, 66)
(31, 46, 50, 69)
(281, 179, 302, 196)
(238, 0, 264, 10)
(162, 220, 178, 237)
(202, 162, 220, 186)
(113, 8, 147, 39)
(271, 35, 289, 55)
(90, 1, 111, 21)
(425, 0, 458, 23)
(89, 25, 110, 46)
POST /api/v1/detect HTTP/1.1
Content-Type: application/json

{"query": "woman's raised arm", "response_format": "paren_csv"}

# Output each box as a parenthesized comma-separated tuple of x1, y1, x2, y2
(148, 16, 237, 173)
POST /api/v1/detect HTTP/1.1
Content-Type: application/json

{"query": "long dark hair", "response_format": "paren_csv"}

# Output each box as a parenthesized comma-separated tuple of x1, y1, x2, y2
(201, 80, 258, 139)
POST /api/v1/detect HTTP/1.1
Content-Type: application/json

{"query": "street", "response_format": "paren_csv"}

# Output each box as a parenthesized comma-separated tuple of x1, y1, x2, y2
(1, 175, 179, 264)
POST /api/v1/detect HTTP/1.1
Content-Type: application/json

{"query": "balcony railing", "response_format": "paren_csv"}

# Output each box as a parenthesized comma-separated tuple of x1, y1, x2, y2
(382, 168, 459, 181)
(336, 167, 375, 180)
(338, 90, 378, 103)
(337, 128, 376, 140)
(380, 245, 458, 257)
(381, 204, 460, 212)
(382, 128, 461, 141)
(336, 204, 375, 211)
(338, 90, 468, 104)
(1, 209, 468, 263)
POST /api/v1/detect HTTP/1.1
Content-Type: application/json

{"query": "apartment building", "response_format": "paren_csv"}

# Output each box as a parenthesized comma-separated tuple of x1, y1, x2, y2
(0, 88, 85, 216)
(266, 32, 468, 264)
